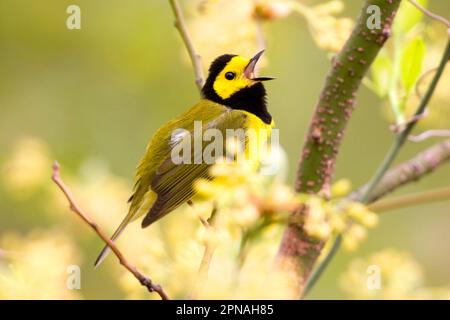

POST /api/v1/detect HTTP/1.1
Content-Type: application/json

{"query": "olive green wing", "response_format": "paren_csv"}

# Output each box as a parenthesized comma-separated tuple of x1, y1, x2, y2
(141, 109, 249, 227)
(128, 100, 225, 220)
(95, 101, 226, 267)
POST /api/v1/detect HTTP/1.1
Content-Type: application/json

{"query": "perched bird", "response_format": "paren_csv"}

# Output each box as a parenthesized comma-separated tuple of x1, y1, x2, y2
(95, 50, 274, 267)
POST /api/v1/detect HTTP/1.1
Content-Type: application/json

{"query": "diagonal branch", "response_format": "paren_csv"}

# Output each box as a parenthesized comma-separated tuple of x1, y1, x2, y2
(168, 0, 205, 93)
(51, 161, 170, 300)
(351, 139, 450, 203)
(275, 0, 402, 297)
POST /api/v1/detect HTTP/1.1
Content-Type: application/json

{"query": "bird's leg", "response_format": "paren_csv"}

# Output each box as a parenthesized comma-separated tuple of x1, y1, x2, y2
(207, 204, 217, 225)
(187, 200, 209, 227)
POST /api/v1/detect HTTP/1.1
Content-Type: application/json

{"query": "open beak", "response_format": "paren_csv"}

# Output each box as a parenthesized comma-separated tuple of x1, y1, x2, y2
(243, 50, 275, 82)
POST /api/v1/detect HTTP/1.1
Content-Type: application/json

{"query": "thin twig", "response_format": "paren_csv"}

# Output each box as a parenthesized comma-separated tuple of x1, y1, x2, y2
(390, 110, 428, 134)
(351, 139, 450, 203)
(302, 235, 341, 296)
(409, 129, 450, 142)
(188, 206, 218, 299)
(51, 161, 170, 300)
(168, 0, 205, 93)
(408, 0, 450, 30)
(415, 67, 437, 99)
(360, 41, 450, 205)
(369, 186, 450, 212)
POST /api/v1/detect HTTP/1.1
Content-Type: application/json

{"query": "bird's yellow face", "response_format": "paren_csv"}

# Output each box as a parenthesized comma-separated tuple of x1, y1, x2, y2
(202, 51, 274, 124)
(203, 50, 274, 101)
(213, 56, 254, 100)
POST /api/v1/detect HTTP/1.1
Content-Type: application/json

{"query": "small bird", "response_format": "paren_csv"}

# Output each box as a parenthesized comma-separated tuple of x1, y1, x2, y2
(95, 50, 274, 267)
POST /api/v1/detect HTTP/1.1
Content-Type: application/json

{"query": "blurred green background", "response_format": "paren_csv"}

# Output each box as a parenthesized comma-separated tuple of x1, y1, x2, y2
(0, 0, 449, 299)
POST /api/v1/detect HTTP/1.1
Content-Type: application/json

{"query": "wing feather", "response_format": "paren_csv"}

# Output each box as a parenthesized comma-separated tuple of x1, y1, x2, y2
(141, 110, 249, 227)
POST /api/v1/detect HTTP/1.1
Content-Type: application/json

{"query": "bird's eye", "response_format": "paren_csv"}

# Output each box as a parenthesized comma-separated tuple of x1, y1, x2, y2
(225, 72, 235, 80)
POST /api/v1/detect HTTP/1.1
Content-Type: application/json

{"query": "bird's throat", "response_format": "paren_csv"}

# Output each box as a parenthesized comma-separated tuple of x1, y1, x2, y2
(202, 82, 272, 125)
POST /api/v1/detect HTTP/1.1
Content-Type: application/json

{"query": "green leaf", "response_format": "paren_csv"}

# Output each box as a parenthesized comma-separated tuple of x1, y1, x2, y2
(400, 37, 426, 94)
(393, 0, 427, 34)
(371, 51, 393, 98)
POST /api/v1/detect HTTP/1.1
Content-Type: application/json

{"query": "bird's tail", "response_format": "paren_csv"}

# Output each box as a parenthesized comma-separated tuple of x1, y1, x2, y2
(94, 212, 133, 268)
(94, 190, 157, 268)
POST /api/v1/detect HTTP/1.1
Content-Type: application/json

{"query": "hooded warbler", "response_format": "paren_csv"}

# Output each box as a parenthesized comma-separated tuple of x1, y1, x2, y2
(95, 50, 274, 267)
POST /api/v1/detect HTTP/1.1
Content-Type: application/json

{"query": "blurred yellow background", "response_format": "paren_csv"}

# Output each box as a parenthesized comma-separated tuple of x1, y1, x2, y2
(0, 0, 449, 299)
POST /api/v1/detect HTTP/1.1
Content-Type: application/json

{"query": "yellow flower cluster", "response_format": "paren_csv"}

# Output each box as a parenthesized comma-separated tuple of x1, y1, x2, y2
(253, 0, 294, 21)
(291, 0, 353, 52)
(188, 0, 263, 69)
(2, 137, 52, 197)
(0, 231, 81, 299)
(340, 249, 450, 299)
(195, 160, 298, 231)
(0, 136, 296, 299)
(112, 157, 301, 299)
(301, 179, 379, 251)
(186, 0, 352, 72)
